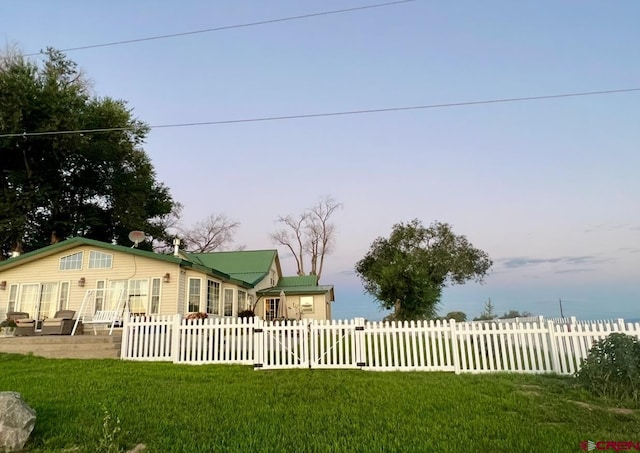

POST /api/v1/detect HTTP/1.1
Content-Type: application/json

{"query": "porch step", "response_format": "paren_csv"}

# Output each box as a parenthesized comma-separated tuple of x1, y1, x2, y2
(0, 334, 122, 359)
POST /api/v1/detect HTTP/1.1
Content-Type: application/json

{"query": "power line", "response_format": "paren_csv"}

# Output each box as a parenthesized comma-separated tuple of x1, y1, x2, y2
(1, 87, 638, 139)
(24, 0, 416, 56)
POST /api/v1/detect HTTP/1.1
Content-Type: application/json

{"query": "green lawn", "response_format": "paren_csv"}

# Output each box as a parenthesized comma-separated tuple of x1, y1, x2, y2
(0, 353, 638, 452)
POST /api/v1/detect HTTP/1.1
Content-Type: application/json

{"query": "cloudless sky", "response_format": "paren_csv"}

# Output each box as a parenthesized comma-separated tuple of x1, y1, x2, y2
(2, 1, 639, 321)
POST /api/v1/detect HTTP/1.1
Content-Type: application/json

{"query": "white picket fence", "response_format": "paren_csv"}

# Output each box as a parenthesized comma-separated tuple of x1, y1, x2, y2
(120, 315, 640, 375)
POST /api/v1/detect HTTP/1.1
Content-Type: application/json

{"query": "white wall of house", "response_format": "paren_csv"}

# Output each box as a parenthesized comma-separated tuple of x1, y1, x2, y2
(182, 270, 250, 318)
(282, 294, 331, 321)
(0, 245, 182, 320)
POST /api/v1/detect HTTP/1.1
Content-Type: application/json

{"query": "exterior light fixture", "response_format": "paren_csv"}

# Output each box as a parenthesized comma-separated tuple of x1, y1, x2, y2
(0, 281, 6, 290)
(163, 273, 171, 283)
(78, 277, 86, 287)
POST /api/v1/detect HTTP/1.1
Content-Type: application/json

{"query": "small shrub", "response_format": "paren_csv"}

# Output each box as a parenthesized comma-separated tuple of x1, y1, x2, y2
(185, 312, 208, 320)
(575, 333, 640, 401)
(238, 310, 255, 318)
(0, 318, 17, 328)
(96, 404, 123, 453)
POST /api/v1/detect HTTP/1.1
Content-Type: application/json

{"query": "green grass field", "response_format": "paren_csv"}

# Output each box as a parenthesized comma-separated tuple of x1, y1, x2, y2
(0, 353, 638, 452)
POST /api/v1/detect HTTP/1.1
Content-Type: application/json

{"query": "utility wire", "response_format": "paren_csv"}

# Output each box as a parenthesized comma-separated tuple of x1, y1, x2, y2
(25, 0, 416, 56)
(1, 87, 638, 139)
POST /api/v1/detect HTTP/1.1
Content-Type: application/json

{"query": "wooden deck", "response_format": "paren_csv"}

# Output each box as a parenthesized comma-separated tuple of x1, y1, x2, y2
(0, 330, 122, 359)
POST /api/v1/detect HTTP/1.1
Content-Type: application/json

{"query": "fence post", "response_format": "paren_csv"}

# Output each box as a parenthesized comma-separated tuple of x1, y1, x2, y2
(617, 318, 626, 332)
(171, 314, 182, 363)
(354, 317, 366, 368)
(120, 312, 130, 360)
(253, 317, 263, 369)
(570, 316, 577, 325)
(546, 320, 560, 374)
(449, 319, 460, 374)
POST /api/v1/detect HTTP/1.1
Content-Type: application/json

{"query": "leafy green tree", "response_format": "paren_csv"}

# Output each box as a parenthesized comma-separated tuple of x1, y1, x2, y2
(355, 219, 492, 320)
(444, 311, 467, 322)
(498, 310, 533, 319)
(0, 48, 175, 256)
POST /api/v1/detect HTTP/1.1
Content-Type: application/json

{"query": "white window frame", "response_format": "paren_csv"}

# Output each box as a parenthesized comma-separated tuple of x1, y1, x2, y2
(223, 288, 234, 317)
(58, 281, 70, 311)
(128, 279, 149, 315)
(237, 290, 247, 313)
(300, 296, 314, 313)
(149, 278, 161, 314)
(59, 251, 83, 270)
(188, 278, 202, 313)
(88, 250, 113, 269)
(95, 280, 106, 312)
(207, 280, 220, 316)
(264, 298, 280, 321)
(6, 284, 18, 315)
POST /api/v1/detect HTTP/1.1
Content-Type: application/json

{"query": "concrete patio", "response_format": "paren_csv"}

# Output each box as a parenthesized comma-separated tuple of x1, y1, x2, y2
(0, 330, 122, 359)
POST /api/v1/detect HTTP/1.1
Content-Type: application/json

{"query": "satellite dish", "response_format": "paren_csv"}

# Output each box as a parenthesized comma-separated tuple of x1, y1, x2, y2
(128, 230, 146, 248)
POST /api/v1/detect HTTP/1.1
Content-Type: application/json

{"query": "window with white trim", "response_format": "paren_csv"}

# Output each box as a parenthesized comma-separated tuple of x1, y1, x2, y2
(237, 290, 247, 312)
(128, 279, 149, 314)
(58, 282, 70, 311)
(264, 298, 280, 321)
(300, 296, 314, 313)
(150, 278, 161, 314)
(59, 251, 83, 270)
(223, 288, 234, 317)
(95, 280, 106, 312)
(6, 284, 18, 314)
(188, 278, 201, 313)
(207, 280, 220, 315)
(88, 251, 112, 269)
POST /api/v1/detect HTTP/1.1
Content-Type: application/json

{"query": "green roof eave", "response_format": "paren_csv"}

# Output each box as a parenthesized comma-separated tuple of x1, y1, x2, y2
(256, 285, 334, 297)
(0, 237, 252, 288)
(0, 237, 182, 270)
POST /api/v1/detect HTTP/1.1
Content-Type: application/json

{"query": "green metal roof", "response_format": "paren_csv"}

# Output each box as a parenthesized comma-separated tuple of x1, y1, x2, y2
(256, 273, 334, 300)
(257, 284, 335, 300)
(0, 237, 180, 269)
(277, 275, 319, 287)
(0, 237, 250, 288)
(185, 250, 278, 286)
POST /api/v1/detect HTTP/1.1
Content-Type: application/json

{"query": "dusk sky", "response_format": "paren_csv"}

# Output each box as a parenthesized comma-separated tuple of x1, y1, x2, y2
(2, 1, 639, 321)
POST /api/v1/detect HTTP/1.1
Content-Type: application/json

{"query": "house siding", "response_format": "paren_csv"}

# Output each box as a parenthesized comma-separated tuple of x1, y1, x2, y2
(0, 245, 180, 319)
(283, 294, 330, 321)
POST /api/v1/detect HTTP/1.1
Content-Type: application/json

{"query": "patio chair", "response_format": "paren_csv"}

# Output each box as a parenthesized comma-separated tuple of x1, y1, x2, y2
(10, 312, 37, 336)
(41, 310, 79, 335)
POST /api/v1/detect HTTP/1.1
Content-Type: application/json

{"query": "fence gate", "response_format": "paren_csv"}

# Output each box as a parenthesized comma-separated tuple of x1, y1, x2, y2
(254, 320, 309, 369)
(310, 320, 364, 369)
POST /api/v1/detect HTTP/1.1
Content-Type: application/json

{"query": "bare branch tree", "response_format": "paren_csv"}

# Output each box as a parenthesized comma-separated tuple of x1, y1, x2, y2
(181, 213, 240, 252)
(306, 197, 342, 281)
(150, 202, 184, 252)
(271, 196, 341, 282)
(270, 214, 308, 276)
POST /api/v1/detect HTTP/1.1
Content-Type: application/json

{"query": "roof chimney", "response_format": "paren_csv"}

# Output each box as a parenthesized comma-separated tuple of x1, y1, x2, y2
(173, 238, 181, 257)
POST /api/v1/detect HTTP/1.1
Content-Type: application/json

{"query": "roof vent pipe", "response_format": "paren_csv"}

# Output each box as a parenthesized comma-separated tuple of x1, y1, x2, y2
(173, 238, 181, 257)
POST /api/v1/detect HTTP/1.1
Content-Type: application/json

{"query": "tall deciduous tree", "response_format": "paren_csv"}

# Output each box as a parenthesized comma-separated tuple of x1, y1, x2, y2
(0, 48, 176, 257)
(355, 219, 493, 320)
(270, 196, 341, 282)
